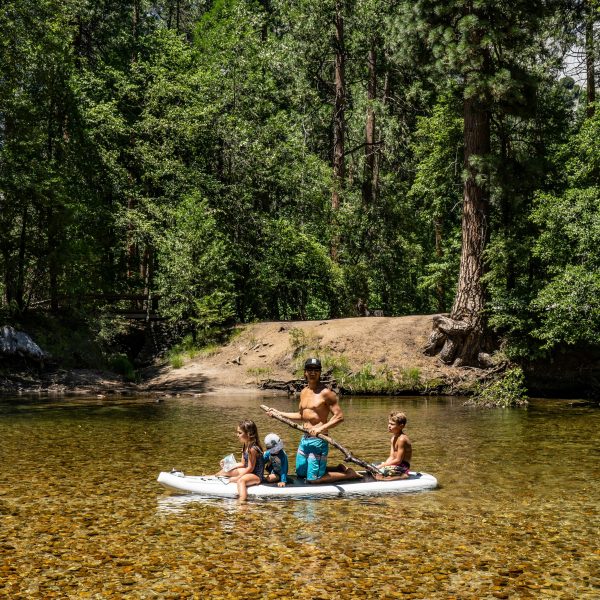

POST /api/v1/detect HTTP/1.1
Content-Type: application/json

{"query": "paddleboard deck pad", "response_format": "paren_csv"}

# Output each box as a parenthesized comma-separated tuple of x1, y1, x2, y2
(157, 470, 438, 498)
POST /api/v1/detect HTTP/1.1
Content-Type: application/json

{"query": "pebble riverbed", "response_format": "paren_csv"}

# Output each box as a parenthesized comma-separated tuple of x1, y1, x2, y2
(0, 395, 598, 599)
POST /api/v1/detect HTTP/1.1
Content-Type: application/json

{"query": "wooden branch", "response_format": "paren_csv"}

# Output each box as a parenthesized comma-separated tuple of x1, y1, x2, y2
(342, 139, 384, 158)
(259, 377, 335, 392)
(260, 405, 381, 476)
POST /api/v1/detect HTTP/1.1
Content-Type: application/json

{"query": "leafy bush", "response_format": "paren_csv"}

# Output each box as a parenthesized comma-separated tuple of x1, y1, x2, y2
(468, 367, 529, 408)
(166, 335, 220, 369)
(288, 327, 322, 360)
(288, 328, 308, 352)
(246, 366, 273, 384)
(167, 352, 184, 369)
(108, 353, 136, 381)
(400, 367, 422, 389)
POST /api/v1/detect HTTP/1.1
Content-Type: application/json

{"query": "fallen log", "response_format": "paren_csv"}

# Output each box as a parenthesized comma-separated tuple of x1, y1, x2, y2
(259, 376, 336, 393)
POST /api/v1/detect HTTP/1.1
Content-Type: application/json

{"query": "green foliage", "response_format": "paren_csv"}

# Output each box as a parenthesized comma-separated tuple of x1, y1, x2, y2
(288, 328, 309, 352)
(531, 267, 600, 349)
(334, 362, 422, 394)
(246, 366, 273, 383)
(5, 310, 108, 369)
(409, 96, 463, 311)
(289, 346, 423, 393)
(156, 194, 236, 340)
(165, 335, 220, 369)
(2, 0, 599, 379)
(525, 112, 600, 351)
(288, 329, 322, 372)
(108, 353, 136, 381)
(167, 352, 185, 369)
(256, 220, 335, 320)
(93, 314, 132, 351)
(410, 97, 463, 217)
(401, 367, 422, 389)
(468, 367, 529, 408)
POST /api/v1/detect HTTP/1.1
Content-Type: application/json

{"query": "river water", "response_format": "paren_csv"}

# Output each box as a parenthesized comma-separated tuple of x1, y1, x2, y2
(0, 394, 598, 599)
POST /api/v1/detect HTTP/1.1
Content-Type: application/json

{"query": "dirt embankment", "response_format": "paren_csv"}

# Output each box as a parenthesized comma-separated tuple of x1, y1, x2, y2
(0, 315, 487, 396)
(141, 315, 479, 395)
(5, 314, 598, 397)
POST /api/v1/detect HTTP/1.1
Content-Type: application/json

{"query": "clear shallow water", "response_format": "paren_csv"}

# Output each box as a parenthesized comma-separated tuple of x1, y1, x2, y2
(0, 394, 598, 599)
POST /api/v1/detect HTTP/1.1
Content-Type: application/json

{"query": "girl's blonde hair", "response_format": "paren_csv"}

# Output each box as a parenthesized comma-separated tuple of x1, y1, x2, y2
(238, 419, 262, 451)
(389, 411, 407, 426)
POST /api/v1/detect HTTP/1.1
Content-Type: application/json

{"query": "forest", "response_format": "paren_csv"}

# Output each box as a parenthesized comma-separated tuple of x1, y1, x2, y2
(1, 0, 599, 376)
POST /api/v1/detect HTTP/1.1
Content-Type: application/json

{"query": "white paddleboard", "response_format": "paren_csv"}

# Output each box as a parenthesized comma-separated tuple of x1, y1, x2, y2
(157, 470, 438, 498)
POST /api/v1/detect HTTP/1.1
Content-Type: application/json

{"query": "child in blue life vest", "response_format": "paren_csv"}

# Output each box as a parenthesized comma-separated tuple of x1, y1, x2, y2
(263, 433, 289, 487)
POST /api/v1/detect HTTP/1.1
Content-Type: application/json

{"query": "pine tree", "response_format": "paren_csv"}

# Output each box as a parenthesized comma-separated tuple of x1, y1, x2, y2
(407, 0, 552, 365)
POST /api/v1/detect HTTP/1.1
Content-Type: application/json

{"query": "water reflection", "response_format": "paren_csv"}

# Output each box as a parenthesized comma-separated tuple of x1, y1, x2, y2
(0, 394, 598, 598)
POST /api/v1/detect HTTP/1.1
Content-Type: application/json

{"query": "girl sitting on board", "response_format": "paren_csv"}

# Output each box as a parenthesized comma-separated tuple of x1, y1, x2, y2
(216, 419, 265, 501)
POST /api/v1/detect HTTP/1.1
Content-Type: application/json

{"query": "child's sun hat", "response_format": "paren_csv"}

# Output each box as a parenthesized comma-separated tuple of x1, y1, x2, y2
(264, 433, 283, 453)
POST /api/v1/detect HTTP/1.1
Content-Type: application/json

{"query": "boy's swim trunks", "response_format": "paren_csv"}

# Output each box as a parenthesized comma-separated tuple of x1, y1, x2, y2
(379, 461, 410, 477)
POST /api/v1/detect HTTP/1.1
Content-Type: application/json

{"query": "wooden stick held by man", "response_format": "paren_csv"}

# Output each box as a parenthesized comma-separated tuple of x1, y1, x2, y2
(260, 405, 381, 476)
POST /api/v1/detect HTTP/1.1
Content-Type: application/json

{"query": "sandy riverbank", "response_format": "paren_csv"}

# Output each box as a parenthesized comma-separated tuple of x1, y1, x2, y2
(140, 315, 478, 396)
(0, 315, 492, 397)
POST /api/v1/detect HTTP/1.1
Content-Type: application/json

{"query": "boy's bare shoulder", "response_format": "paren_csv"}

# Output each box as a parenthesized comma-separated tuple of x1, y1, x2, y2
(395, 432, 411, 445)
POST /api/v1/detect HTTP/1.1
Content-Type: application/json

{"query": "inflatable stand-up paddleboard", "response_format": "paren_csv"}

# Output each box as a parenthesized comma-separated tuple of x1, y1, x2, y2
(157, 470, 438, 499)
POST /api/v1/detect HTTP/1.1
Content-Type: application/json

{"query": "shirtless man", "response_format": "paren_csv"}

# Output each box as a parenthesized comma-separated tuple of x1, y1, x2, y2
(268, 357, 359, 484)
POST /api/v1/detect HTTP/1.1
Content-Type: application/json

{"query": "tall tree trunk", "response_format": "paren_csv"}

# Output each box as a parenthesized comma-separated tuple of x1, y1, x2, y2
(132, 0, 140, 45)
(434, 217, 445, 312)
(425, 96, 491, 366)
(2, 247, 14, 307)
(586, 6, 596, 118)
(498, 122, 516, 291)
(259, 0, 270, 41)
(142, 245, 153, 319)
(47, 207, 60, 313)
(372, 65, 389, 205)
(362, 39, 377, 205)
(16, 205, 28, 312)
(127, 1, 141, 280)
(331, 0, 346, 261)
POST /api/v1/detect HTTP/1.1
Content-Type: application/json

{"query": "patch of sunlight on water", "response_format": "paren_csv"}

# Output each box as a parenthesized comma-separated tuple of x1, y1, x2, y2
(0, 394, 598, 598)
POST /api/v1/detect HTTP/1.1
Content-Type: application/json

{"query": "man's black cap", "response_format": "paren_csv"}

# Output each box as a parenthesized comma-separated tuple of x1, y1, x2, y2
(304, 357, 322, 369)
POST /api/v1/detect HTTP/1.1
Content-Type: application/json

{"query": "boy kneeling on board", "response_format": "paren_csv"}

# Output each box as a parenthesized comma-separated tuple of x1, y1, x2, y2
(374, 411, 412, 480)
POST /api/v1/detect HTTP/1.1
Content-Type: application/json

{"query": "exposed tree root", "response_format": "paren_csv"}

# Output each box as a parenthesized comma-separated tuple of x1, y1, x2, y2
(424, 314, 494, 368)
